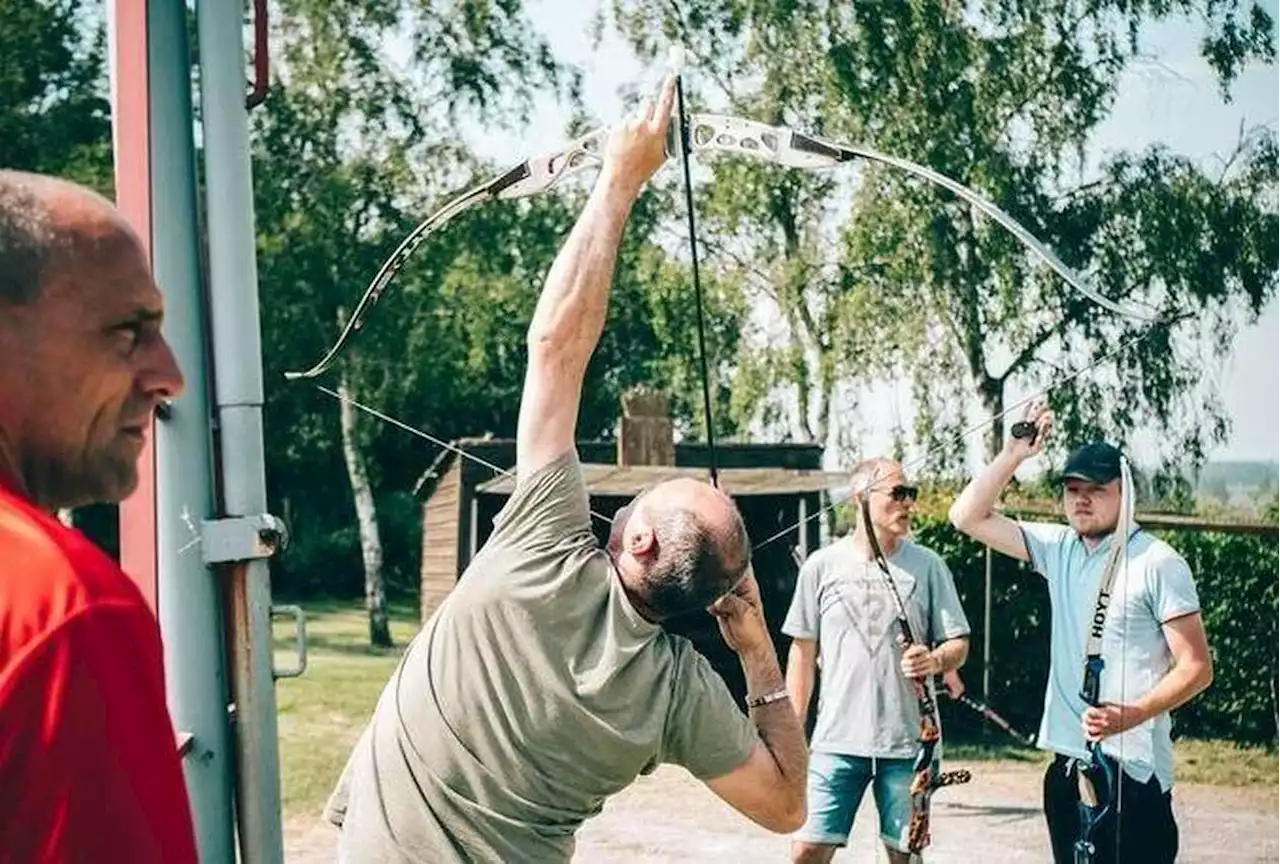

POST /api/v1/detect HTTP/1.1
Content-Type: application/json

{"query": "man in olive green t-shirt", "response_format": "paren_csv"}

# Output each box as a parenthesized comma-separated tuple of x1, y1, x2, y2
(324, 75, 808, 863)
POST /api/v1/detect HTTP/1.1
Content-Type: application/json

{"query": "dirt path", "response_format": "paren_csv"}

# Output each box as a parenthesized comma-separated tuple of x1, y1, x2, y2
(285, 761, 1277, 862)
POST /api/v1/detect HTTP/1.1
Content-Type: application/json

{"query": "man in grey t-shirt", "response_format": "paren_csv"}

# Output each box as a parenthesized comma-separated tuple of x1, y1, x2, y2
(323, 76, 808, 863)
(784, 457, 971, 864)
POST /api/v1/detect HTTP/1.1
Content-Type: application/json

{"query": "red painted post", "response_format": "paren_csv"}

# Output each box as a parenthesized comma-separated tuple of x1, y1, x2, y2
(110, 0, 158, 612)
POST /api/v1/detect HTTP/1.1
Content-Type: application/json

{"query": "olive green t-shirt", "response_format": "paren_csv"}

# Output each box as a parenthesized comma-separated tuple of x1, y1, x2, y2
(325, 450, 758, 862)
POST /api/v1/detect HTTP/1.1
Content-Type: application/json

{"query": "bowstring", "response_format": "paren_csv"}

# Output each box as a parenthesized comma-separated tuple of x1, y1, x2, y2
(673, 71, 720, 487)
(312, 384, 616, 528)
(1113, 457, 1134, 861)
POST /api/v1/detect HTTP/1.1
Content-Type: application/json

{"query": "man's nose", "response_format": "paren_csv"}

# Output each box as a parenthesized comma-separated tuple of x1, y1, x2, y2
(142, 334, 186, 402)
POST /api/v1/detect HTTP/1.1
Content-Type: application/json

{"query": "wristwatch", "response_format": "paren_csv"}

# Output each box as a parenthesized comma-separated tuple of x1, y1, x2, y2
(746, 689, 790, 709)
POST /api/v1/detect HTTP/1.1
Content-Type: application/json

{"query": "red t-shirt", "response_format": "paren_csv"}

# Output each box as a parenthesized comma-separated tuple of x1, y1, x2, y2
(0, 480, 197, 863)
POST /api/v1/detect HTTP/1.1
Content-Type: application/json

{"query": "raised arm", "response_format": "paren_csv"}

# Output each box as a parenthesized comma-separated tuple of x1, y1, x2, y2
(948, 404, 1054, 562)
(516, 77, 676, 478)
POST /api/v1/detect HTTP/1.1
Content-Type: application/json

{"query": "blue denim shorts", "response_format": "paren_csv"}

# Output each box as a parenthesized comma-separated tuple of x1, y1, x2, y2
(794, 751, 915, 851)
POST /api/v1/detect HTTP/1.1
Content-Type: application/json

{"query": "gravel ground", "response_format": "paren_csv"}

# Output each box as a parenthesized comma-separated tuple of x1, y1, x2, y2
(284, 761, 1277, 862)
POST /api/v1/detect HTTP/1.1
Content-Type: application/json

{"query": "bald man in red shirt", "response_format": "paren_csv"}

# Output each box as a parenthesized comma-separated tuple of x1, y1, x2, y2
(0, 171, 196, 862)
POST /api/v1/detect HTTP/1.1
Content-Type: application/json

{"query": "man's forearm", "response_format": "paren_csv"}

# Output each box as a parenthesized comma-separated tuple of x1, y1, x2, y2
(741, 646, 808, 788)
(526, 177, 635, 364)
(784, 651, 814, 728)
(929, 637, 968, 676)
(1132, 659, 1212, 722)
(950, 452, 1021, 527)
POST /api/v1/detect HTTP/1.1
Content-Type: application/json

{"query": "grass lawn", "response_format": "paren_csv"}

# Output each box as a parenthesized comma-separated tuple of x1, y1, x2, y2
(274, 600, 1277, 821)
(273, 598, 420, 819)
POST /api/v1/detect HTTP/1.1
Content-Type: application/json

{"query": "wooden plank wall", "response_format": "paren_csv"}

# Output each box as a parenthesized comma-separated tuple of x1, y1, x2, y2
(420, 462, 462, 621)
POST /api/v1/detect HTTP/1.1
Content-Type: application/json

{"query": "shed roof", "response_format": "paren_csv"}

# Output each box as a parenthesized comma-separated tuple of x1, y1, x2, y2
(477, 464, 850, 497)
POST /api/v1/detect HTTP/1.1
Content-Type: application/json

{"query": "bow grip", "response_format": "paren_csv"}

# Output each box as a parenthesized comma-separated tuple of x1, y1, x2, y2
(1080, 655, 1104, 706)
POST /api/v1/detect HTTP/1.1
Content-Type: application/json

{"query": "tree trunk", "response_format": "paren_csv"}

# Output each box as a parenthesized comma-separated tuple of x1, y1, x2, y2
(1269, 660, 1280, 752)
(338, 366, 392, 649)
(1269, 629, 1280, 752)
(979, 376, 1004, 463)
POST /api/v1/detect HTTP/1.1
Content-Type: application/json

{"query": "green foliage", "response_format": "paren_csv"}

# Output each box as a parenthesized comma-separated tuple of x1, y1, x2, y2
(0, 0, 112, 191)
(609, 0, 1279, 478)
(1164, 527, 1279, 743)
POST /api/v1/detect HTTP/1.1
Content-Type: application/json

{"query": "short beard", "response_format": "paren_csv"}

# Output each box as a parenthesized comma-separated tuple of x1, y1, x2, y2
(24, 443, 139, 510)
(643, 556, 702, 619)
(1071, 517, 1117, 541)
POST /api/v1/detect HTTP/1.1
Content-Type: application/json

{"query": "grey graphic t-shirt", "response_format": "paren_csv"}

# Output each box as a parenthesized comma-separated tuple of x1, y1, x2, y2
(783, 537, 970, 758)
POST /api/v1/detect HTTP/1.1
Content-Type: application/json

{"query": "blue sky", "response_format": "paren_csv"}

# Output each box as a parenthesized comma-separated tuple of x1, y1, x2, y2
(462, 2, 1279, 465)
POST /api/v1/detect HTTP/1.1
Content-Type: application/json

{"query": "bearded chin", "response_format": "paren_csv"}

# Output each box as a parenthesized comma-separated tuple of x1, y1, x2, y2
(30, 443, 140, 510)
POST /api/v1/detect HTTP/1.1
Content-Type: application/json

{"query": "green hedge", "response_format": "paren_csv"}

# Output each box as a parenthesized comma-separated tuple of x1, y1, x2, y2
(910, 514, 1278, 745)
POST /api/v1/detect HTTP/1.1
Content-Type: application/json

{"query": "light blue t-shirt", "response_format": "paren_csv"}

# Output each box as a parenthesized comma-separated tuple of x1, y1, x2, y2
(1019, 521, 1201, 791)
(783, 537, 971, 758)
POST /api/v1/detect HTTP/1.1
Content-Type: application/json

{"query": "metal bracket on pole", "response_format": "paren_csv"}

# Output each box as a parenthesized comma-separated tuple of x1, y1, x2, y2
(200, 514, 289, 566)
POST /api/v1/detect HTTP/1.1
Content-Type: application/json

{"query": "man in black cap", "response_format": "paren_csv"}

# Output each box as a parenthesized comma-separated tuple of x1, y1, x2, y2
(948, 402, 1213, 864)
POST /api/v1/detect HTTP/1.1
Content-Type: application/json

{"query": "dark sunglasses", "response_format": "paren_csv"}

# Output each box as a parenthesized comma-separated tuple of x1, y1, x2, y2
(875, 484, 919, 503)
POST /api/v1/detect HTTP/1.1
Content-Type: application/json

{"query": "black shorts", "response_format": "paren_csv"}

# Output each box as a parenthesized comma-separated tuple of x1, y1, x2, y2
(1043, 753, 1178, 864)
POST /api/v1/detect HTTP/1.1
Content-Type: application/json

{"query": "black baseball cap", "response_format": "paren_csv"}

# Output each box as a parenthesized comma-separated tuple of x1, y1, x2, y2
(1060, 441, 1123, 484)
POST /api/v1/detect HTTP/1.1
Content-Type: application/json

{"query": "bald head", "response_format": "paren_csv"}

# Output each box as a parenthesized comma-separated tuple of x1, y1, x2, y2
(0, 171, 182, 510)
(608, 477, 751, 620)
(0, 171, 135, 306)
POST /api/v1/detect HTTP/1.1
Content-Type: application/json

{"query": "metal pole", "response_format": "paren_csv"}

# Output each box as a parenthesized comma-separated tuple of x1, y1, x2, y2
(982, 545, 993, 701)
(195, 0, 284, 860)
(797, 497, 808, 558)
(149, 0, 235, 858)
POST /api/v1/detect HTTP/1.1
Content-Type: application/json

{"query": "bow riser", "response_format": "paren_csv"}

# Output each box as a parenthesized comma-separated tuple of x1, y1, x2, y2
(494, 128, 609, 200)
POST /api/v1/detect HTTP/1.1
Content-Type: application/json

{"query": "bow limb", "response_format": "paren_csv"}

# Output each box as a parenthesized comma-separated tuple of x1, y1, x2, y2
(680, 112, 1161, 324)
(284, 126, 610, 381)
(284, 185, 489, 380)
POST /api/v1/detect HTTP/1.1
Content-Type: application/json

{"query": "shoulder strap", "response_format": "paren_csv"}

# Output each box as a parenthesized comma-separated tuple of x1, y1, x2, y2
(1080, 456, 1134, 705)
(861, 498, 918, 647)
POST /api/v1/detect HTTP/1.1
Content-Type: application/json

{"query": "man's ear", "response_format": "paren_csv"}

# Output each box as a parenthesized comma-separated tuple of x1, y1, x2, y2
(627, 522, 658, 559)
